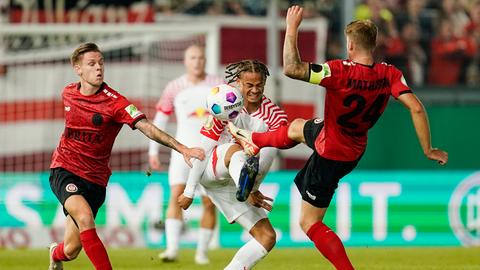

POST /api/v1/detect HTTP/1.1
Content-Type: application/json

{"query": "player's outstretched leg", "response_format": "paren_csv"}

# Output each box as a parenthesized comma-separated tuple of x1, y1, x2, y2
(48, 242, 64, 270)
(227, 122, 260, 156)
(236, 156, 259, 202)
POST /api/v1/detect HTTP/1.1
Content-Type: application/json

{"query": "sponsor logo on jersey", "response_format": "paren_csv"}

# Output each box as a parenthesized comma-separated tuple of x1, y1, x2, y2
(306, 190, 317, 200)
(125, 104, 143, 119)
(65, 127, 103, 144)
(65, 183, 78, 193)
(449, 172, 480, 246)
(188, 107, 210, 118)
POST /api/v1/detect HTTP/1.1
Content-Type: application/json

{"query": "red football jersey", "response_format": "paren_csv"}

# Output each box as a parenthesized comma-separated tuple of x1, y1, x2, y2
(50, 82, 146, 187)
(316, 59, 410, 161)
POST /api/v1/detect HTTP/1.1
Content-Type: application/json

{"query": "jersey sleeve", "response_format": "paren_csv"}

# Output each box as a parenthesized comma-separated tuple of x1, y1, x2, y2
(389, 67, 411, 99)
(200, 115, 227, 141)
(265, 104, 288, 131)
(113, 97, 146, 129)
(155, 82, 176, 115)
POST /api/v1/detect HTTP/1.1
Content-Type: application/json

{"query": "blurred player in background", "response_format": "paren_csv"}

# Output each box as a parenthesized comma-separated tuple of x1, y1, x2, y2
(178, 60, 288, 269)
(148, 44, 224, 264)
(229, 6, 449, 270)
(48, 43, 204, 270)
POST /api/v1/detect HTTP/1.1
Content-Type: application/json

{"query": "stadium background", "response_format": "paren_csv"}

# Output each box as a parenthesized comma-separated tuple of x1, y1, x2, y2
(0, 0, 479, 255)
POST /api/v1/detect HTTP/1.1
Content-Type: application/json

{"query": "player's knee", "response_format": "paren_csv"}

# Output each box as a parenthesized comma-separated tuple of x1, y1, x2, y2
(260, 228, 276, 251)
(299, 217, 317, 234)
(64, 242, 82, 259)
(201, 196, 215, 209)
(288, 119, 306, 141)
(74, 212, 95, 230)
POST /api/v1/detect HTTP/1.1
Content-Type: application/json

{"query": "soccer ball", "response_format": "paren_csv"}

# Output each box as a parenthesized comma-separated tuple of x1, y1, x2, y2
(206, 84, 244, 121)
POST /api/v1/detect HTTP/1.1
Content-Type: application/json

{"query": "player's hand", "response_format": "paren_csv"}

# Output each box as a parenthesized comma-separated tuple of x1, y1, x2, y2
(181, 147, 205, 168)
(425, 148, 448, 165)
(178, 194, 193, 210)
(248, 191, 273, 212)
(148, 154, 162, 171)
(286, 5, 303, 30)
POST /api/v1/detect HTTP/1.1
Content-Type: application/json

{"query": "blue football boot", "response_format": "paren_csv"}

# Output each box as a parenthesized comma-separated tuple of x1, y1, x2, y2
(236, 156, 260, 202)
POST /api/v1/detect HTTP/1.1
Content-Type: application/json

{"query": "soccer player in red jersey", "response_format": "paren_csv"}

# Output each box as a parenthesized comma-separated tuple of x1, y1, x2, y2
(229, 6, 449, 270)
(48, 43, 204, 270)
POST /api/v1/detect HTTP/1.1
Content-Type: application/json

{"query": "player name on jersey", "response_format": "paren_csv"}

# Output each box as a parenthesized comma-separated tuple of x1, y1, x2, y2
(347, 78, 390, 91)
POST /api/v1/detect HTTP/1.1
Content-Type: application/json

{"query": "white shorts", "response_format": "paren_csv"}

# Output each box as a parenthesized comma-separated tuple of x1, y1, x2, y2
(200, 143, 268, 231)
(168, 150, 207, 196)
(168, 150, 190, 186)
(203, 186, 267, 231)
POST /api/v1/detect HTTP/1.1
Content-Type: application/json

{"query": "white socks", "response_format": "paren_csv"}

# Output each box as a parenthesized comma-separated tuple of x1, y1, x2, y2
(224, 238, 268, 270)
(196, 227, 213, 257)
(165, 218, 183, 255)
(228, 151, 247, 187)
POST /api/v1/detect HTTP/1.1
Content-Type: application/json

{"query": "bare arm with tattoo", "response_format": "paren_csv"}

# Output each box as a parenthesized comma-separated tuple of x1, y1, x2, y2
(135, 118, 205, 167)
(283, 5, 310, 81)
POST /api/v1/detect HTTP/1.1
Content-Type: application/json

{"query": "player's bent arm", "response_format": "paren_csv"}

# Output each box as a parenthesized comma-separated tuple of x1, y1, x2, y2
(183, 136, 218, 198)
(397, 93, 448, 165)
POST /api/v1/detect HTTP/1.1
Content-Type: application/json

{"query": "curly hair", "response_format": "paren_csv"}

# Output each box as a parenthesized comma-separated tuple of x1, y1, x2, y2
(225, 59, 270, 84)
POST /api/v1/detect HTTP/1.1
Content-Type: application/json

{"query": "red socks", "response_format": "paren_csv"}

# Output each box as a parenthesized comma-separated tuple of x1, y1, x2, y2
(80, 228, 112, 270)
(52, 242, 70, 262)
(306, 222, 354, 270)
(252, 124, 298, 149)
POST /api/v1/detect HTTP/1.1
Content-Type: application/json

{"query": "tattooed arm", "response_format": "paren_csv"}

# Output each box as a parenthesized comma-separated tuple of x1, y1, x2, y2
(283, 5, 310, 82)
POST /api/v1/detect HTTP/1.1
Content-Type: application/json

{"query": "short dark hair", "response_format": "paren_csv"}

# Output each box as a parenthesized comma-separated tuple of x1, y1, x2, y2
(70, 43, 102, 66)
(345, 20, 378, 51)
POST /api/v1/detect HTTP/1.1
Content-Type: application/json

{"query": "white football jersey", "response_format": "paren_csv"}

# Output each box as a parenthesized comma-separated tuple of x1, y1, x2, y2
(200, 95, 288, 144)
(155, 74, 224, 145)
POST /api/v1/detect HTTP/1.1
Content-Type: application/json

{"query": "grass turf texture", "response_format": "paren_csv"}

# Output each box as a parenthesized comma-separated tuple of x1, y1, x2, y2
(1, 247, 479, 269)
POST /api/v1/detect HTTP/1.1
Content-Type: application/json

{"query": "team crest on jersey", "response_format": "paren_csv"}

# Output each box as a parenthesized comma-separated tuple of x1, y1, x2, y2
(125, 104, 143, 118)
(66, 183, 78, 193)
(313, 118, 323, 124)
(92, 113, 103, 126)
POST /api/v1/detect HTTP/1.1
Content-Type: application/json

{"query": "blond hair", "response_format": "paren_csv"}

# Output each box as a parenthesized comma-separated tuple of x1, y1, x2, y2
(345, 20, 378, 51)
(70, 43, 102, 65)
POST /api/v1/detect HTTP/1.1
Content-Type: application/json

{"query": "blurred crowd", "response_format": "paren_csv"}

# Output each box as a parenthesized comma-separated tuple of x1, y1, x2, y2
(352, 0, 479, 87)
(155, 0, 480, 87)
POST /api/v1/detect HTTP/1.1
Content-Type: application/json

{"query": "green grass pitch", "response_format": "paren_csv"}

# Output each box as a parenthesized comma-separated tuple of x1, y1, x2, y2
(1, 247, 479, 269)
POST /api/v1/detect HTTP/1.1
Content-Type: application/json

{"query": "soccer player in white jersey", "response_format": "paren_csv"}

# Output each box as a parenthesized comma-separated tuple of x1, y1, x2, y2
(148, 44, 224, 264)
(178, 60, 288, 269)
